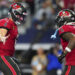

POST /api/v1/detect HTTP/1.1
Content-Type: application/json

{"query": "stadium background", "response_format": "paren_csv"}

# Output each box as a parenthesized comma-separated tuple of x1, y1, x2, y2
(0, 0, 75, 75)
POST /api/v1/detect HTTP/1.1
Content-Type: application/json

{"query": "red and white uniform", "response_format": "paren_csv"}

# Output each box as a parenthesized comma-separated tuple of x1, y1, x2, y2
(59, 22, 75, 65)
(0, 18, 18, 56)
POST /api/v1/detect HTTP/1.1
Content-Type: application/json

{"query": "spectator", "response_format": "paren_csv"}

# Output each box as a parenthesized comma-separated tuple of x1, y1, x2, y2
(47, 47, 62, 75)
(45, 0, 55, 14)
(0, 0, 9, 19)
(55, 0, 62, 15)
(25, 0, 34, 14)
(31, 48, 47, 75)
(56, 0, 64, 9)
(32, 1, 53, 30)
(55, 43, 62, 56)
(64, 0, 75, 11)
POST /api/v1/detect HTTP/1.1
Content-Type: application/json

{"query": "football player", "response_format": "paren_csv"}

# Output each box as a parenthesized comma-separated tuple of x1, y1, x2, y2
(0, 3, 27, 75)
(56, 9, 75, 75)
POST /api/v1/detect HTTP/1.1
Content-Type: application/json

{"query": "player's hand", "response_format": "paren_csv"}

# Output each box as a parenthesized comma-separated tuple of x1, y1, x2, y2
(58, 55, 64, 63)
(58, 51, 68, 63)
(0, 34, 10, 45)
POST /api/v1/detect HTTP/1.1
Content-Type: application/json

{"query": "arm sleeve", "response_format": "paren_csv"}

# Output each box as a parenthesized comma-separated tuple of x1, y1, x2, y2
(59, 25, 71, 37)
(0, 19, 11, 30)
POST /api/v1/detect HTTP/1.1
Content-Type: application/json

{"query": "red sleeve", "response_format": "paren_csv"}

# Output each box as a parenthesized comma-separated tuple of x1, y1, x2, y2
(0, 18, 11, 30)
(59, 25, 71, 36)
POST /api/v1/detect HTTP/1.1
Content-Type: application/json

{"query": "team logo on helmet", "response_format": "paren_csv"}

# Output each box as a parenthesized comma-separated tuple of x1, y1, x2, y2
(11, 3, 21, 9)
(59, 11, 71, 17)
(56, 9, 75, 27)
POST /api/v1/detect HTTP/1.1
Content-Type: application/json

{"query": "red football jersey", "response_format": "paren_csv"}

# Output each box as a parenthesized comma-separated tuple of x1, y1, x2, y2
(0, 18, 18, 56)
(59, 22, 75, 65)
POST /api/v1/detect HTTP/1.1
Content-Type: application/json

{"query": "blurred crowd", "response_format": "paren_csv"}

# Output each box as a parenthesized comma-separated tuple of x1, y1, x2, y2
(31, 44, 63, 75)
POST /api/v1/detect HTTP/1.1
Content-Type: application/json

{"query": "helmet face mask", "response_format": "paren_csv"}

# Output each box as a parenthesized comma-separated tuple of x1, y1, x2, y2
(56, 9, 75, 27)
(9, 3, 28, 25)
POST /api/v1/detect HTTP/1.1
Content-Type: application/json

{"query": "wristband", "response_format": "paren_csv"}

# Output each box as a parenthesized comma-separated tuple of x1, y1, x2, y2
(65, 47, 71, 52)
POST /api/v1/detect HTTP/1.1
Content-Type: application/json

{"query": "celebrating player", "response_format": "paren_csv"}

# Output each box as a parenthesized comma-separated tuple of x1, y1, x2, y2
(0, 3, 27, 75)
(55, 9, 75, 75)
